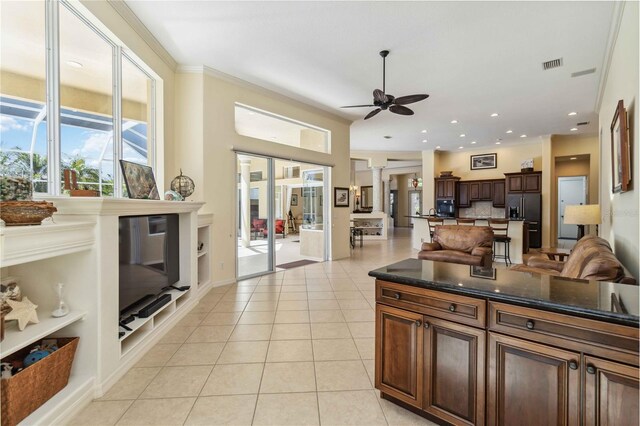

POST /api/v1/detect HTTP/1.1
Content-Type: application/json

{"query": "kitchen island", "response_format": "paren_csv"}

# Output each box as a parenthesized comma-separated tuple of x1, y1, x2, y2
(369, 258, 639, 425)
(410, 216, 528, 264)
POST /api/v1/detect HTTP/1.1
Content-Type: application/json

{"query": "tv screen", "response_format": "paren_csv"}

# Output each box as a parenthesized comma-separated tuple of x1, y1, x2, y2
(119, 214, 180, 316)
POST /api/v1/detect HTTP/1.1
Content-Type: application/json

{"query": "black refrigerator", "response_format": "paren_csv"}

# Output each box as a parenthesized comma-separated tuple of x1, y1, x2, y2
(506, 193, 542, 248)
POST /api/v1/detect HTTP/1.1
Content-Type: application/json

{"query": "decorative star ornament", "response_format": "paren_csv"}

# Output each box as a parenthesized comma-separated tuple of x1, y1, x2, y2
(4, 297, 39, 331)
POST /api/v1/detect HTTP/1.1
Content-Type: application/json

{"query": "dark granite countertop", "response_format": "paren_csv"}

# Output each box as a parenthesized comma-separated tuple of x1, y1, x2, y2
(406, 215, 526, 221)
(369, 258, 639, 327)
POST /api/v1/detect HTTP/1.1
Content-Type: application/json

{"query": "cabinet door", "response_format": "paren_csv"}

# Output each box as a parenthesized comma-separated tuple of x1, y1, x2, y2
(458, 183, 470, 207)
(487, 332, 580, 426)
(507, 176, 522, 193)
(469, 183, 480, 201)
(523, 174, 541, 192)
(423, 317, 485, 426)
(480, 182, 492, 200)
(445, 180, 456, 198)
(376, 304, 424, 408)
(584, 355, 639, 426)
(492, 181, 505, 207)
(436, 180, 446, 199)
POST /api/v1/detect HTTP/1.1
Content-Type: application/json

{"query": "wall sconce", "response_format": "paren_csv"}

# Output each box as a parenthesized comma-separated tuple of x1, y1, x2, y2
(412, 175, 419, 189)
(350, 184, 358, 192)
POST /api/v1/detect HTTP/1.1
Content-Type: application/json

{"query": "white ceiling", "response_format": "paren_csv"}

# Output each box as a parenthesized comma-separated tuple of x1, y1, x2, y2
(126, 1, 615, 151)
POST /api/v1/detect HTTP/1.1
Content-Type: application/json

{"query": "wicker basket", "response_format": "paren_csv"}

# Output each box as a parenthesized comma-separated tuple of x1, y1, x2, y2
(1, 337, 78, 426)
(0, 201, 57, 226)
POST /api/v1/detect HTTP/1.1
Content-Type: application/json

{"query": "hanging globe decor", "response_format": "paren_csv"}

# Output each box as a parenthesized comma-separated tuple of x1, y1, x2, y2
(170, 169, 195, 200)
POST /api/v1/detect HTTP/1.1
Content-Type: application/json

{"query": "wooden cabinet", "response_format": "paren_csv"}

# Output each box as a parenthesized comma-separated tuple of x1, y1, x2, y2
(469, 182, 480, 201)
(376, 304, 424, 408)
(480, 182, 492, 200)
(505, 172, 542, 194)
(436, 177, 459, 200)
(458, 182, 470, 208)
(487, 332, 580, 426)
(492, 180, 505, 207)
(424, 317, 485, 425)
(469, 182, 492, 201)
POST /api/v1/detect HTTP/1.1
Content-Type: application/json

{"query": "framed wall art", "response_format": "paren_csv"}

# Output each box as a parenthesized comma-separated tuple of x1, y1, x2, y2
(334, 187, 349, 207)
(470, 153, 497, 170)
(610, 99, 631, 193)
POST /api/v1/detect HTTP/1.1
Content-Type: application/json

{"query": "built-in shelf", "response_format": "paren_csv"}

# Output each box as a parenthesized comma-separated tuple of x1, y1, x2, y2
(20, 374, 94, 425)
(350, 213, 388, 240)
(1, 310, 86, 359)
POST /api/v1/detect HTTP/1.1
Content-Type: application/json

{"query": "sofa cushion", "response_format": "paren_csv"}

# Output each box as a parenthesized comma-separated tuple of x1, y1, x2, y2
(580, 251, 625, 282)
(418, 249, 485, 266)
(434, 225, 493, 253)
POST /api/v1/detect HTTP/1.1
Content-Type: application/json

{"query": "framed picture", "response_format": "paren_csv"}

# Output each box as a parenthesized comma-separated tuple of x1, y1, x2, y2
(610, 99, 631, 193)
(119, 160, 160, 200)
(470, 153, 497, 170)
(334, 187, 349, 207)
(470, 265, 496, 280)
(291, 193, 298, 206)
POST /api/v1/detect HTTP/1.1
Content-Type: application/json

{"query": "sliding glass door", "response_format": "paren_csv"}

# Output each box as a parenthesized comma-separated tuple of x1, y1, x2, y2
(237, 154, 274, 278)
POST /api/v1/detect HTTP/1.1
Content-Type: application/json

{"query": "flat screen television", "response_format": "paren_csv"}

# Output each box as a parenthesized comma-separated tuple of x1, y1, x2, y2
(119, 214, 180, 316)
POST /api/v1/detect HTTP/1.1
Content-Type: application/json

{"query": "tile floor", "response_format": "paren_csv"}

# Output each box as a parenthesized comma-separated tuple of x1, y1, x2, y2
(70, 229, 438, 425)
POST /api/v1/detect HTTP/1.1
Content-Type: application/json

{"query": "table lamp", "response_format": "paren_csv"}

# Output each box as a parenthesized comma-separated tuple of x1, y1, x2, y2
(563, 204, 601, 239)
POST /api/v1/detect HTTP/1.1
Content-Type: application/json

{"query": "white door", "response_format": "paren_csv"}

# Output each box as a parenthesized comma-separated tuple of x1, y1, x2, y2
(558, 176, 587, 239)
(409, 191, 422, 226)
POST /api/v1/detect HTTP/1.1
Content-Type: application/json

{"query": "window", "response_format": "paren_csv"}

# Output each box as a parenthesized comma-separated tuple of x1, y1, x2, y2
(234, 104, 330, 154)
(0, 1, 157, 197)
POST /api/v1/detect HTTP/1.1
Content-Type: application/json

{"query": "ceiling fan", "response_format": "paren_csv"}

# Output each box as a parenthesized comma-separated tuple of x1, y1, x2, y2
(341, 50, 429, 120)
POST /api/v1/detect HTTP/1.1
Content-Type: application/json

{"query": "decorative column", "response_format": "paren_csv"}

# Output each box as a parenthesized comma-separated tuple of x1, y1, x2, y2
(383, 177, 391, 214)
(240, 158, 252, 248)
(372, 166, 383, 212)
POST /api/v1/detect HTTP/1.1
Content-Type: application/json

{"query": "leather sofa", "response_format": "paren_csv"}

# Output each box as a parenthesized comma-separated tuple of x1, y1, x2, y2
(418, 225, 494, 267)
(511, 234, 636, 284)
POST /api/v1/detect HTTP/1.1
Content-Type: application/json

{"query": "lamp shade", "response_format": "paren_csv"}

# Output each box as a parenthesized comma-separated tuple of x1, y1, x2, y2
(564, 204, 601, 225)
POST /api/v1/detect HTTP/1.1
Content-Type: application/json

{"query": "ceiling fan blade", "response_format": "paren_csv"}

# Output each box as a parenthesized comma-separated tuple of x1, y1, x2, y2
(341, 104, 376, 108)
(384, 94, 395, 103)
(373, 89, 386, 103)
(393, 94, 429, 105)
(364, 108, 382, 120)
(389, 105, 414, 116)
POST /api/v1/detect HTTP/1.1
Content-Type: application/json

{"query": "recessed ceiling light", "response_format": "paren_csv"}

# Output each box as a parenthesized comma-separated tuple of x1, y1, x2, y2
(384, 135, 392, 139)
(520, 134, 527, 138)
(436, 145, 441, 149)
(506, 130, 513, 134)
(568, 112, 577, 116)
(450, 120, 458, 124)
(494, 289, 501, 293)
(570, 157, 577, 160)
(471, 141, 477, 144)
(66, 60, 83, 68)
(490, 113, 499, 117)
(570, 128, 578, 131)
(460, 134, 466, 138)
(421, 129, 427, 133)
(458, 146, 463, 149)
(422, 139, 427, 143)
(495, 142, 501, 145)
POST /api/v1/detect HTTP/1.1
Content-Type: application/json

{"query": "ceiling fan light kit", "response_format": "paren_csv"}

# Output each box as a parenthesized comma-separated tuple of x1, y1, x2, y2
(342, 50, 429, 120)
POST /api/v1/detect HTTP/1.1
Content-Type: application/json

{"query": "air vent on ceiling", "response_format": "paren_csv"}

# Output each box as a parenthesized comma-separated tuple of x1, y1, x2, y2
(571, 68, 596, 78)
(542, 58, 563, 70)
(577, 121, 590, 126)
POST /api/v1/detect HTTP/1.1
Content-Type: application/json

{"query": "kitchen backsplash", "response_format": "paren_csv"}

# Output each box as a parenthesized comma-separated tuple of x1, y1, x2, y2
(459, 201, 505, 218)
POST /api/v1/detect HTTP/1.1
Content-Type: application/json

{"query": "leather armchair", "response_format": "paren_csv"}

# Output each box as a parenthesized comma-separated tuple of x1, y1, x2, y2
(418, 225, 494, 267)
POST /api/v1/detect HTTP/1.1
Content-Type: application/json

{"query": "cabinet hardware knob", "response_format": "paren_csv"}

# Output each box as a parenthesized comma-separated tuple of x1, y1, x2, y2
(423, 322, 430, 329)
(449, 304, 456, 312)
(569, 361, 578, 370)
(415, 320, 422, 327)
(586, 365, 596, 374)
(394, 293, 401, 300)
(525, 320, 535, 330)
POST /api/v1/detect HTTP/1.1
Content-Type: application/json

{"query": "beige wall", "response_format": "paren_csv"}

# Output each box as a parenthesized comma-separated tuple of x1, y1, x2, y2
(175, 70, 351, 283)
(598, 1, 639, 279)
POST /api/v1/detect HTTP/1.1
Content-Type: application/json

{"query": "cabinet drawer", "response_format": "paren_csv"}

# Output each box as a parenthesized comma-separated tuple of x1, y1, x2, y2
(376, 280, 486, 328)
(489, 302, 639, 366)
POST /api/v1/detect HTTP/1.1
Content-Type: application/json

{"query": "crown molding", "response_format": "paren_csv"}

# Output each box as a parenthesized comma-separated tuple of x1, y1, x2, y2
(177, 65, 353, 125)
(106, 0, 177, 71)
(595, 1, 625, 112)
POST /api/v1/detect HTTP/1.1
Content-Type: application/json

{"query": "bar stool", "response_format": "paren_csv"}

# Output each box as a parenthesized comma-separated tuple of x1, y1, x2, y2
(426, 218, 444, 242)
(456, 218, 476, 226)
(489, 219, 511, 265)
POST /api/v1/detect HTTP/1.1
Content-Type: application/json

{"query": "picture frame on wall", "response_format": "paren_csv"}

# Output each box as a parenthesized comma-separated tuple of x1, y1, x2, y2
(470, 153, 497, 170)
(610, 99, 631, 193)
(334, 187, 349, 207)
(291, 193, 298, 206)
(119, 160, 160, 200)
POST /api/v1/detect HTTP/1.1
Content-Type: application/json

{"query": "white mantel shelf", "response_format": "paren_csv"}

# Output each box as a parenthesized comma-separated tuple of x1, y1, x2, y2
(0, 221, 96, 267)
(33, 196, 205, 216)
